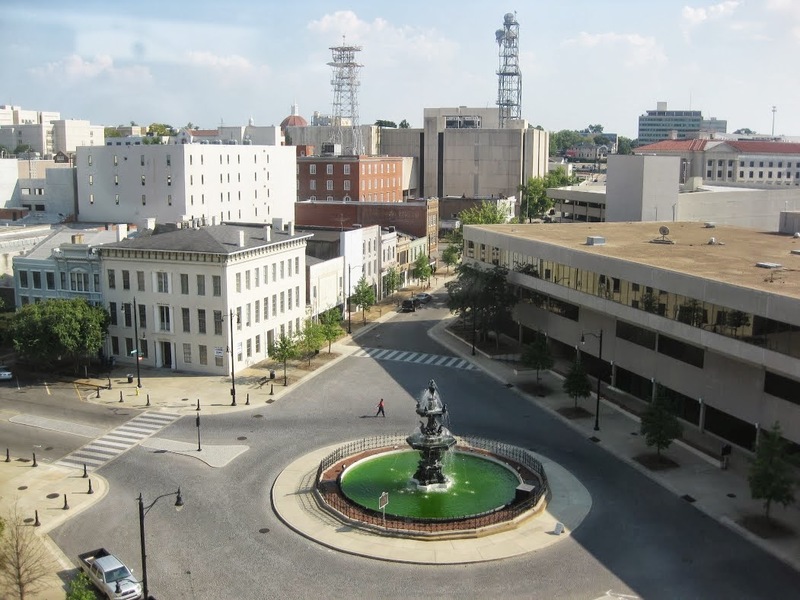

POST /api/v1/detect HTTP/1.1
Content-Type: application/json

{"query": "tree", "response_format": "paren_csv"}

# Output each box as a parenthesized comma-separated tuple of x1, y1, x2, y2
(411, 254, 433, 288)
(459, 201, 509, 227)
(617, 136, 634, 155)
(563, 359, 591, 409)
(374, 120, 397, 128)
(147, 123, 175, 137)
(726, 310, 750, 337)
(297, 319, 325, 365)
(11, 299, 109, 370)
(384, 267, 401, 298)
(319, 308, 342, 353)
(0, 504, 53, 599)
(520, 333, 553, 382)
(268, 334, 298, 386)
(587, 124, 604, 134)
(481, 265, 516, 348)
(734, 128, 754, 135)
(399, 119, 410, 129)
(518, 167, 574, 222)
(748, 422, 796, 520)
(593, 135, 610, 146)
(550, 129, 585, 155)
(351, 276, 376, 324)
(66, 571, 98, 600)
(640, 385, 683, 457)
(442, 244, 460, 273)
(103, 127, 123, 138)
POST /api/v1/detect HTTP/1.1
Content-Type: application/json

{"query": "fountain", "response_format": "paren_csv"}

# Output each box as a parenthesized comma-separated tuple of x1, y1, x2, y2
(405, 379, 457, 488)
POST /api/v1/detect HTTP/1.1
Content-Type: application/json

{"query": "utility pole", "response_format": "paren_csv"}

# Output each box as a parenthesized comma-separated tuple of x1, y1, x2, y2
(771, 105, 777, 138)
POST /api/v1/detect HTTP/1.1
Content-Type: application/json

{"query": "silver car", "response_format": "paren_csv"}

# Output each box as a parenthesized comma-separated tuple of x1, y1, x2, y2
(0, 366, 12, 380)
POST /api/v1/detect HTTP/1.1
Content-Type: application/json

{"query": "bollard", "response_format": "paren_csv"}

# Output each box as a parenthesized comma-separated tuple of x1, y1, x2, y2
(88, 479, 94, 494)
(82, 463, 88, 478)
(146, 394, 150, 407)
(119, 391, 123, 403)
(135, 387, 139, 397)
(5, 448, 9, 463)
(196, 399, 201, 411)
(96, 386, 101, 398)
(63, 494, 69, 510)
(32, 452, 38, 468)
(107, 376, 112, 390)
(270, 384, 274, 396)
(34, 510, 40, 527)
(246, 393, 250, 406)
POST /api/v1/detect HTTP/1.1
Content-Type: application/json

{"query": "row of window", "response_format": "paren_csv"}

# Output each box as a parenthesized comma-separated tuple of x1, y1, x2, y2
(92, 152, 271, 168)
(303, 163, 397, 176)
(18, 270, 98, 293)
(706, 158, 798, 169)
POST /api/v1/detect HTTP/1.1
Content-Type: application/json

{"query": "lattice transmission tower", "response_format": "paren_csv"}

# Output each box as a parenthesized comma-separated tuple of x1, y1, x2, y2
(328, 37, 363, 155)
(496, 12, 522, 128)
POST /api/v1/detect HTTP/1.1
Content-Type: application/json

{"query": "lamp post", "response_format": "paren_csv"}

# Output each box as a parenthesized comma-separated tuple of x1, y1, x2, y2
(138, 488, 184, 600)
(228, 309, 237, 406)
(195, 413, 201, 451)
(581, 329, 604, 431)
(133, 298, 142, 388)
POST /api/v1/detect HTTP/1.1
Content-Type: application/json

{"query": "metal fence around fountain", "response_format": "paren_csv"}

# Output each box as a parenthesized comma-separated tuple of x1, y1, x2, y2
(315, 434, 550, 533)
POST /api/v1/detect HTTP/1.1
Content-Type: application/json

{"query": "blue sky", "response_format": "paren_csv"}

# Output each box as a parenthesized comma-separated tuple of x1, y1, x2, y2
(2, 0, 799, 138)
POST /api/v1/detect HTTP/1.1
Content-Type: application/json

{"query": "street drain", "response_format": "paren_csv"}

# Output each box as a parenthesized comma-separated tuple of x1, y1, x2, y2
(259, 528, 270, 534)
(253, 414, 264, 418)
(682, 494, 696, 503)
(237, 436, 247, 441)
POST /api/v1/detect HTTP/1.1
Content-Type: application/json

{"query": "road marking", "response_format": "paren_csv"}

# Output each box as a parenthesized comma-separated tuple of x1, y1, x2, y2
(55, 411, 182, 472)
(352, 347, 477, 371)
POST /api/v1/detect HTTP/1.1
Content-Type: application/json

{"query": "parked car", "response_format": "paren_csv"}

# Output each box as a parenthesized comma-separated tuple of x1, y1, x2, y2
(400, 299, 416, 312)
(414, 293, 433, 304)
(77, 547, 142, 600)
(0, 366, 12, 380)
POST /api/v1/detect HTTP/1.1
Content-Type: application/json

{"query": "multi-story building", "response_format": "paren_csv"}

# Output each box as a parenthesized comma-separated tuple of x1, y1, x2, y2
(99, 222, 311, 376)
(296, 155, 404, 202)
(464, 221, 800, 450)
(0, 119, 103, 157)
(638, 102, 727, 145)
(75, 144, 296, 226)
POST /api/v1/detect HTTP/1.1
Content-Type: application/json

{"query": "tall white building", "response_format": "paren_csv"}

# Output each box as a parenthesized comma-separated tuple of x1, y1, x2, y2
(99, 222, 311, 377)
(0, 119, 103, 157)
(75, 144, 296, 226)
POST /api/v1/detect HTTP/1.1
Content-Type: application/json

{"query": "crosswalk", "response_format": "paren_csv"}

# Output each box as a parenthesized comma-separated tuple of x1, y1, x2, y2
(55, 411, 182, 472)
(352, 347, 478, 371)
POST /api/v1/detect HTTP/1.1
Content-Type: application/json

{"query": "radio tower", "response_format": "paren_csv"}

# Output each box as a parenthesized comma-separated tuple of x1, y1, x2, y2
(496, 12, 522, 128)
(328, 37, 363, 155)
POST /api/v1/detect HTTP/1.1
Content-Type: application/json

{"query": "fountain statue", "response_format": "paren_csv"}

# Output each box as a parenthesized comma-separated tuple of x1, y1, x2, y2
(405, 379, 457, 487)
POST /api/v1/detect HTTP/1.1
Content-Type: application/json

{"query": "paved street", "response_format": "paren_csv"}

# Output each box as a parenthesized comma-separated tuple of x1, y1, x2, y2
(1, 291, 799, 598)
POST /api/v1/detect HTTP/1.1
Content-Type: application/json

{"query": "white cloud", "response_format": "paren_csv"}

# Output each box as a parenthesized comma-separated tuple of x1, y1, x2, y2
(29, 54, 151, 83)
(766, 0, 800, 41)
(681, 1, 740, 40)
(562, 32, 666, 67)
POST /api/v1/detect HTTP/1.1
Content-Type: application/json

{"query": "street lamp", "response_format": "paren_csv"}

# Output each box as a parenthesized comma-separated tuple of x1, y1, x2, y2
(138, 488, 184, 600)
(581, 329, 604, 432)
(133, 298, 142, 388)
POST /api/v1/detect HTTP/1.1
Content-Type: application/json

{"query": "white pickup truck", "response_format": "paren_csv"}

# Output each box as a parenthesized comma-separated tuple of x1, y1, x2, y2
(77, 548, 143, 600)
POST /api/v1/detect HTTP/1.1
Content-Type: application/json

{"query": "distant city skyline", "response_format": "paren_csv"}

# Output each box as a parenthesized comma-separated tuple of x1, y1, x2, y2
(3, 0, 799, 138)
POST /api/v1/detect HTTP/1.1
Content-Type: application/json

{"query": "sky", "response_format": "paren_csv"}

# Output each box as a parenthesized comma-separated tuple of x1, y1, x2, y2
(2, 0, 799, 138)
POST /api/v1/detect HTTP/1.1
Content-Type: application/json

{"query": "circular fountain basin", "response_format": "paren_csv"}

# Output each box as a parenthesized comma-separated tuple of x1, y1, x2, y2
(340, 450, 521, 520)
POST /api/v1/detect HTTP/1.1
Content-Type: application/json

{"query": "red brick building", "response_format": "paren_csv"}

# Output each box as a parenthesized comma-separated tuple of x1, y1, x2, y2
(297, 155, 403, 202)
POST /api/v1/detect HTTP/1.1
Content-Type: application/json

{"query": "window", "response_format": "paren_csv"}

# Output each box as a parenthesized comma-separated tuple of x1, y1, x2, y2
(326, 164, 333, 175)
(182, 307, 191, 332)
(288, 289, 292, 309)
(115, 194, 120, 205)
(309, 164, 316, 175)
(264, 297, 269, 320)
(295, 257, 299, 274)
(197, 275, 206, 296)
(254, 268, 259, 287)
(89, 174, 93, 186)
(236, 306, 242, 330)
(213, 275, 221, 297)
(213, 310, 223, 335)
(616, 321, 656, 349)
(183, 343, 192, 364)
(46, 272, 55, 290)
(138, 303, 147, 329)
(310, 180, 316, 191)
(198, 309, 207, 334)
(137, 271, 145, 292)
(272, 264, 276, 281)
(295, 286, 300, 308)
(280, 292, 285, 313)
(122, 270, 130, 290)
(245, 271, 251, 290)
(18, 271, 28, 288)
(123, 303, 132, 327)
(125, 338, 134, 357)
(142, 194, 146, 205)
(155, 272, 169, 294)
(159, 306, 171, 332)
(71, 271, 89, 292)
(280, 262, 285, 279)
(254, 300, 260, 322)
(111, 336, 120, 355)
(272, 295, 277, 316)
(344, 180, 350, 191)
(166, 154, 171, 166)
(109, 302, 118, 326)
(255, 335, 261, 354)
(657, 334, 704, 368)
(141, 175, 146, 186)
(764, 371, 800, 405)
(108, 270, 116, 289)
(246, 338, 252, 358)
(343, 164, 350, 175)
(326, 180, 333, 191)
(141, 155, 145, 166)
(236, 273, 241, 292)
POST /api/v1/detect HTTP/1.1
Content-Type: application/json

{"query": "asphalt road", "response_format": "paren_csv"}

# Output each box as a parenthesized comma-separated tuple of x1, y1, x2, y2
(37, 308, 800, 599)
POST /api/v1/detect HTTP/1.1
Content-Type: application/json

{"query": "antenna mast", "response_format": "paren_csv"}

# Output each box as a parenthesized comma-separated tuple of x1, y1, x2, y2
(328, 36, 364, 155)
(496, 12, 522, 128)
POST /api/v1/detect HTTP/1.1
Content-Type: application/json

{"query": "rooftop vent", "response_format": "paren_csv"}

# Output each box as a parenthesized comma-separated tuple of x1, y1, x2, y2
(755, 262, 782, 269)
(586, 236, 605, 246)
(790, 249, 800, 256)
(704, 222, 716, 228)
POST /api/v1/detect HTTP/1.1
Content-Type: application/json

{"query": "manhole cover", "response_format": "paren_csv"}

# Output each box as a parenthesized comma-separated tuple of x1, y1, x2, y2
(589, 436, 600, 443)
(253, 414, 264, 418)
(682, 494, 696, 503)
(259, 528, 270, 534)
(17, 486, 28, 491)
(237, 436, 247, 441)
(46, 493, 60, 499)
(727, 493, 736, 498)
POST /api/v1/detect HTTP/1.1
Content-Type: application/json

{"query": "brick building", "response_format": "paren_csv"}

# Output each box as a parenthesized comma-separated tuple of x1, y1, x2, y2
(297, 155, 404, 202)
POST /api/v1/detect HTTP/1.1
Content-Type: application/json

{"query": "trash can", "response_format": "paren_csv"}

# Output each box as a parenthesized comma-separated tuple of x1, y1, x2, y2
(270, 370, 276, 380)
(127, 374, 134, 384)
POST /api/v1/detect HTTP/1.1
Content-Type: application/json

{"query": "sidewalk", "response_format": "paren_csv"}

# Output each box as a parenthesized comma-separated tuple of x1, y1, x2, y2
(431, 318, 800, 573)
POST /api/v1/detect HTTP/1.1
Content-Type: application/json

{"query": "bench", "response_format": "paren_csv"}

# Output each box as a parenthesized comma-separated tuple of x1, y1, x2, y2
(257, 376, 269, 388)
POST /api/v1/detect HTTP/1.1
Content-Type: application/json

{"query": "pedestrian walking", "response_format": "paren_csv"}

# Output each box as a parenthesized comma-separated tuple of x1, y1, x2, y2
(375, 398, 386, 417)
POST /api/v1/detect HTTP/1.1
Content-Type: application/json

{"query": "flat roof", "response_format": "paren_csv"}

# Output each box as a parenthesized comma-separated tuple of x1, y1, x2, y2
(469, 221, 800, 298)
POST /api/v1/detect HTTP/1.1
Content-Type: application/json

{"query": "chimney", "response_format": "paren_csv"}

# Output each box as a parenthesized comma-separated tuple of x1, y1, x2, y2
(264, 225, 272, 242)
(288, 221, 295, 236)
(238, 230, 245, 248)
(71, 233, 84, 244)
(115, 224, 129, 242)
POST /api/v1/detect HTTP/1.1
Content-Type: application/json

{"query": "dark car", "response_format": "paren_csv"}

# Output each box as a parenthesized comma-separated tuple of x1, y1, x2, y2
(401, 299, 416, 312)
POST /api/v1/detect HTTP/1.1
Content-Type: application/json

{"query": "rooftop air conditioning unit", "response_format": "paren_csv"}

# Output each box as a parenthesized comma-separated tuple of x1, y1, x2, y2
(586, 236, 606, 246)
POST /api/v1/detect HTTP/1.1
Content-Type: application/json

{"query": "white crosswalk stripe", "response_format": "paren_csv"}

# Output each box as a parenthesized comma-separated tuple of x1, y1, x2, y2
(55, 411, 182, 472)
(351, 347, 477, 371)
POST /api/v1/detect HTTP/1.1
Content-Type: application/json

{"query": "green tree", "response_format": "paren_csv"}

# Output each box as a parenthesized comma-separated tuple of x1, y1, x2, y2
(446, 263, 514, 348)
(319, 308, 342, 353)
(351, 276, 376, 324)
(147, 123, 175, 137)
(550, 129, 585, 155)
(734, 128, 754, 135)
(641, 291, 659, 314)
(442, 244, 460, 273)
(297, 319, 325, 365)
(66, 570, 98, 600)
(459, 201, 509, 227)
(481, 265, 516, 348)
(587, 124, 604, 134)
(0, 504, 53, 599)
(594, 135, 610, 146)
(412, 254, 433, 288)
(640, 385, 683, 457)
(398, 119, 410, 128)
(268, 334, 298, 386)
(563, 359, 591, 409)
(374, 120, 397, 128)
(749, 422, 796, 519)
(617, 136, 634, 155)
(103, 127, 123, 138)
(13, 144, 33, 155)
(518, 167, 574, 222)
(384, 266, 401, 297)
(11, 299, 109, 370)
(520, 333, 553, 382)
